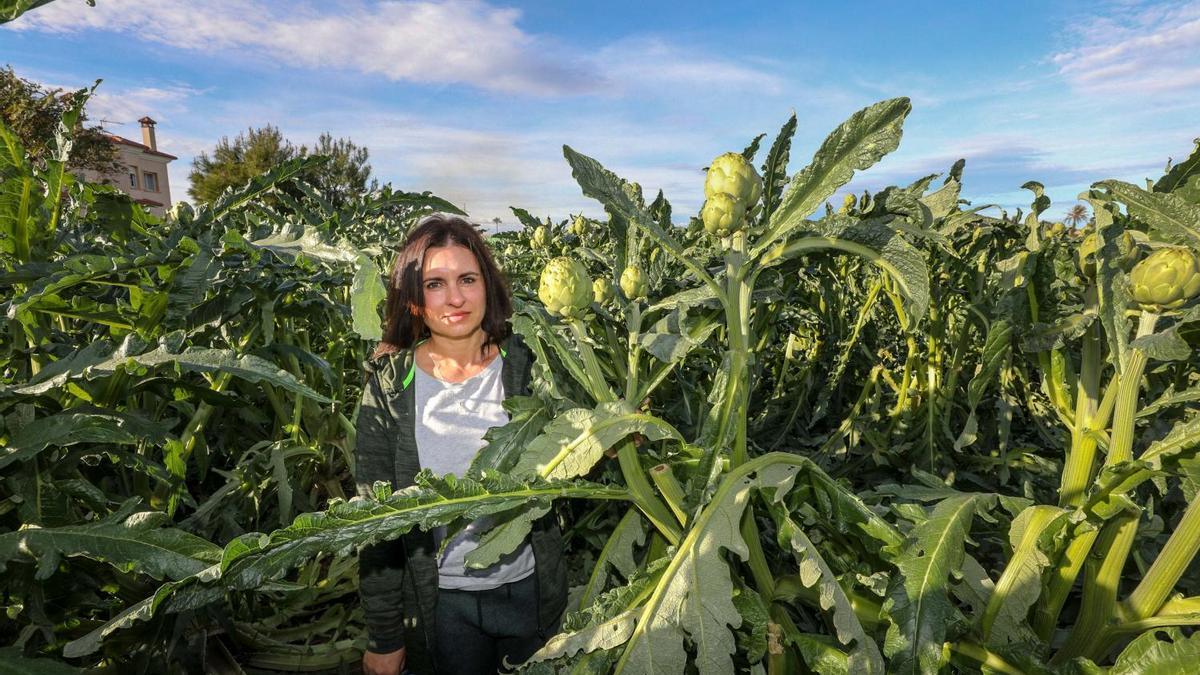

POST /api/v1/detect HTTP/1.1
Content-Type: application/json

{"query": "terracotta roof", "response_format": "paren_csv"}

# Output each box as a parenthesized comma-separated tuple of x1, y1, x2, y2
(134, 197, 164, 207)
(104, 133, 178, 160)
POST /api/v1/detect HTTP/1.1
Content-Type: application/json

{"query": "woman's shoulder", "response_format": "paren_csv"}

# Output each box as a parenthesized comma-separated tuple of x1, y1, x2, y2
(363, 347, 416, 391)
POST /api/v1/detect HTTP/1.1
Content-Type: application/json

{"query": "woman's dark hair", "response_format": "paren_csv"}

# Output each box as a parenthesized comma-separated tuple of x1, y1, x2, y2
(373, 214, 512, 359)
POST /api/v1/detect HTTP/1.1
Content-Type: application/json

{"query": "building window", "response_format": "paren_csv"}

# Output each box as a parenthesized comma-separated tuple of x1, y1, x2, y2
(128, 169, 138, 189)
(143, 171, 159, 192)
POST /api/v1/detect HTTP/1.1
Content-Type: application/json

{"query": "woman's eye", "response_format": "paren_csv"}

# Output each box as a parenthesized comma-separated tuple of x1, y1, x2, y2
(462, 276, 477, 284)
(425, 281, 442, 290)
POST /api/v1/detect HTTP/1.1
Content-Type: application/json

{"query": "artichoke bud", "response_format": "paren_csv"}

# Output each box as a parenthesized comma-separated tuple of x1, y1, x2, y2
(531, 225, 550, 250)
(538, 257, 592, 318)
(1129, 247, 1200, 312)
(837, 193, 856, 214)
(701, 192, 747, 238)
(619, 266, 648, 300)
(1079, 231, 1139, 278)
(168, 201, 195, 225)
(592, 278, 612, 304)
(704, 152, 762, 211)
(571, 215, 588, 237)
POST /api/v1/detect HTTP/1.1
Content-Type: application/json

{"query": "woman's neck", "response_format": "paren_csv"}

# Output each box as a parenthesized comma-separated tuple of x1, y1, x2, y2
(421, 331, 492, 368)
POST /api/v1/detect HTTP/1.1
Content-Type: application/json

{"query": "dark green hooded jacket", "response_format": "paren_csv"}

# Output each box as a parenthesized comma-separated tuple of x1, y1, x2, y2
(354, 335, 567, 673)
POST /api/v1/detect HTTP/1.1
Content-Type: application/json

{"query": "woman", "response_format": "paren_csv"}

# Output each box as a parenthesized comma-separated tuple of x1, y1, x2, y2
(356, 214, 567, 675)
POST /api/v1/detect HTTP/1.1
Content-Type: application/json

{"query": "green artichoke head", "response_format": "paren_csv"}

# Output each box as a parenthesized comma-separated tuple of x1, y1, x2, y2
(619, 265, 648, 301)
(538, 257, 592, 318)
(168, 201, 195, 225)
(592, 278, 613, 304)
(1129, 247, 1200, 312)
(704, 152, 761, 209)
(701, 192, 747, 238)
(837, 193, 856, 214)
(571, 215, 588, 237)
(531, 225, 550, 250)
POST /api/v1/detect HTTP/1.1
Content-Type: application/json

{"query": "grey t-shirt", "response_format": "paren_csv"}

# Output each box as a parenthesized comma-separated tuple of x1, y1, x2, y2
(414, 355, 536, 590)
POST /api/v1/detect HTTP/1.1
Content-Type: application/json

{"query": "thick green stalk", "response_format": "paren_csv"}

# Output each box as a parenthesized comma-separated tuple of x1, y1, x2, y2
(740, 508, 775, 600)
(616, 441, 681, 546)
(567, 319, 616, 402)
(948, 641, 1024, 675)
(1060, 294, 1103, 508)
(1034, 526, 1099, 641)
(649, 464, 688, 527)
(624, 303, 642, 401)
(1123, 496, 1200, 622)
(716, 231, 752, 466)
(1108, 311, 1159, 465)
(982, 506, 1061, 641)
(1054, 512, 1138, 662)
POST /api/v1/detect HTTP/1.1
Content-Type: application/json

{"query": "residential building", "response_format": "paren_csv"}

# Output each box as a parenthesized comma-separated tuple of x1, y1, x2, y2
(79, 116, 176, 217)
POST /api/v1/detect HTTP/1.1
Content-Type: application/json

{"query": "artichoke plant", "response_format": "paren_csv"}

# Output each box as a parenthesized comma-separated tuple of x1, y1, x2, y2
(531, 225, 550, 250)
(1077, 230, 1139, 278)
(1129, 246, 1200, 311)
(619, 265, 648, 300)
(538, 257, 592, 318)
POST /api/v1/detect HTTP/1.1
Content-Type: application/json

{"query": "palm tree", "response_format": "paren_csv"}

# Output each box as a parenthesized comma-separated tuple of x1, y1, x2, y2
(1065, 204, 1089, 229)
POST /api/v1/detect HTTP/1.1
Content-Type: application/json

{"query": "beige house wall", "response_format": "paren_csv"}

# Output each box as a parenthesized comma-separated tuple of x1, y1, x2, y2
(79, 133, 176, 217)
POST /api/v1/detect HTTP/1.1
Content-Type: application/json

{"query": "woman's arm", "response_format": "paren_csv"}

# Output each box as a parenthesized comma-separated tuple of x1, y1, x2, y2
(355, 371, 408, 655)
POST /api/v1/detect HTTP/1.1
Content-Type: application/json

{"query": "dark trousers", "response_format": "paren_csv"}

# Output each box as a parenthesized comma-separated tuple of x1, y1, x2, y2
(434, 574, 546, 674)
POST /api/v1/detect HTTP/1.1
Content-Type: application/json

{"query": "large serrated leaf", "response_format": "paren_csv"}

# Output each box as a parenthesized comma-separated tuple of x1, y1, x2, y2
(0, 499, 221, 581)
(509, 402, 682, 481)
(1154, 140, 1200, 196)
(613, 455, 820, 674)
(770, 502, 885, 673)
(757, 216, 930, 330)
(755, 97, 912, 255)
(883, 494, 988, 675)
(350, 253, 386, 340)
(1098, 180, 1200, 248)
(12, 336, 330, 403)
(214, 471, 622, 591)
(1110, 627, 1200, 674)
(1, 408, 168, 470)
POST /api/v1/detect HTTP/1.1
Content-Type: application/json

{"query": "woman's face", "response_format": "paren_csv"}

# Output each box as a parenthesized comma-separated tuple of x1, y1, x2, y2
(420, 244, 487, 342)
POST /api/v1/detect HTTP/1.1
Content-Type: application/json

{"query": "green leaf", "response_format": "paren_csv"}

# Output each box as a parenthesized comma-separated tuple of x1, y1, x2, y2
(770, 502, 885, 673)
(578, 509, 646, 609)
(757, 215, 930, 330)
(350, 253, 386, 340)
(981, 505, 1064, 648)
(883, 494, 989, 675)
(214, 471, 624, 591)
(12, 336, 331, 403)
(755, 97, 912, 255)
(509, 401, 682, 481)
(1154, 139, 1200, 197)
(0, 647, 79, 675)
(0, 0, 60, 23)
(612, 455, 825, 675)
(1130, 327, 1193, 362)
(0, 408, 168, 470)
(731, 585, 771, 665)
(1110, 628, 1200, 675)
(0, 498, 222, 581)
(470, 395, 553, 474)
(759, 113, 799, 219)
(463, 502, 549, 569)
(1098, 179, 1200, 248)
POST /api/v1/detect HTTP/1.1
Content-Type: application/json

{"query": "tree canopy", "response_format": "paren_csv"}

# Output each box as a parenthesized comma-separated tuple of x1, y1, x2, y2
(0, 65, 119, 175)
(188, 126, 374, 206)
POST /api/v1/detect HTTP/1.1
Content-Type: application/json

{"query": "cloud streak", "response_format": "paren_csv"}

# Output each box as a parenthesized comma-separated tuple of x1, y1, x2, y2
(7, 0, 779, 98)
(1050, 1, 1200, 95)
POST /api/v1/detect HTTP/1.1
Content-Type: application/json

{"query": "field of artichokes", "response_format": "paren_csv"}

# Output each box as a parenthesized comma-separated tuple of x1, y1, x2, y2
(4, 78, 1200, 675)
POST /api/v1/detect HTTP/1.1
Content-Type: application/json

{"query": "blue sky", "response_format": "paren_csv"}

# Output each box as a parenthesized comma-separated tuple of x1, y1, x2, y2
(4, 0, 1200, 226)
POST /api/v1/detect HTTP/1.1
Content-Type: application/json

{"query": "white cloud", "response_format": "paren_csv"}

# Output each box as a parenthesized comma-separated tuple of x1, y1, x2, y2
(1050, 1, 1200, 95)
(6, 0, 781, 99)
